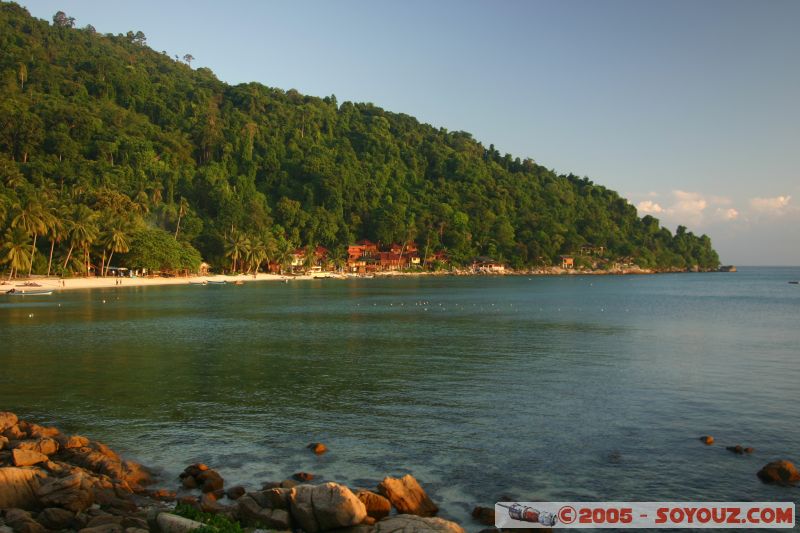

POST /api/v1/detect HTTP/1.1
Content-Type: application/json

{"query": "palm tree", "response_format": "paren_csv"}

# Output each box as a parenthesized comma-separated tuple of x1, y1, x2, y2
(102, 225, 130, 276)
(224, 230, 248, 273)
(245, 237, 268, 274)
(63, 205, 99, 275)
(1, 227, 32, 279)
(174, 196, 189, 239)
(45, 204, 67, 277)
(273, 238, 293, 275)
(11, 199, 48, 278)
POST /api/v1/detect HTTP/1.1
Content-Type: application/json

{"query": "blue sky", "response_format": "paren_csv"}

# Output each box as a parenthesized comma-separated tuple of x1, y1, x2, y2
(20, 1, 800, 265)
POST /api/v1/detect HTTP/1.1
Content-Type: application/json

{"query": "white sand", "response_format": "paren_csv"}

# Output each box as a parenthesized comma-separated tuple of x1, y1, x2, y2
(0, 273, 316, 293)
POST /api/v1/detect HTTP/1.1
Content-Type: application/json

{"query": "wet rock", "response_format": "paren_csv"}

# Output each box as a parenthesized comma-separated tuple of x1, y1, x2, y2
(14, 438, 59, 456)
(225, 485, 246, 500)
(179, 463, 209, 479)
(86, 514, 123, 528)
(289, 482, 367, 533)
(373, 514, 465, 533)
(36, 507, 76, 529)
(18, 422, 60, 439)
(744, 447, 755, 454)
(0, 467, 47, 509)
(0, 436, 9, 450)
(121, 517, 148, 530)
(356, 490, 391, 520)
(378, 475, 439, 517)
(78, 524, 123, 533)
(200, 492, 225, 513)
(757, 460, 800, 485)
(699, 436, 714, 445)
(93, 487, 137, 513)
(293, 472, 315, 482)
(148, 488, 177, 501)
(197, 469, 224, 493)
(280, 478, 299, 489)
(181, 475, 198, 489)
(261, 481, 281, 490)
(726, 445, 745, 455)
(60, 448, 150, 489)
(472, 506, 496, 526)
(36, 473, 95, 512)
(0, 412, 19, 431)
(308, 442, 328, 455)
(12, 449, 49, 467)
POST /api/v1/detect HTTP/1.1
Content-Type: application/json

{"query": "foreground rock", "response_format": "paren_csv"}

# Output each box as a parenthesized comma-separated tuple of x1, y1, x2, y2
(757, 460, 800, 485)
(308, 442, 328, 455)
(373, 514, 466, 533)
(699, 435, 714, 445)
(357, 491, 392, 520)
(378, 475, 439, 517)
(237, 487, 294, 529)
(289, 483, 367, 533)
(0, 468, 47, 508)
(472, 506, 495, 526)
(179, 463, 224, 493)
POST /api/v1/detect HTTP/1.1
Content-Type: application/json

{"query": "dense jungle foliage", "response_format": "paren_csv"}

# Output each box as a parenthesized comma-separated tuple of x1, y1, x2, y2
(0, 3, 719, 276)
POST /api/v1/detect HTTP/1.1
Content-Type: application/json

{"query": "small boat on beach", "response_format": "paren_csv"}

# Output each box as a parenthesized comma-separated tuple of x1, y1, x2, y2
(5, 289, 54, 296)
(189, 281, 207, 286)
(207, 280, 227, 285)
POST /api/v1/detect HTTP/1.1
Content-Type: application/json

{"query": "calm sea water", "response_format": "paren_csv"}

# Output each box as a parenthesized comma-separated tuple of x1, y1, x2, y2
(1, 268, 799, 527)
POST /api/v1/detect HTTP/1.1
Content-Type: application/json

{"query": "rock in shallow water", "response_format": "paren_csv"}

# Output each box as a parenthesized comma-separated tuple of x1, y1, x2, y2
(378, 475, 439, 517)
(373, 514, 466, 533)
(757, 460, 800, 485)
(289, 482, 367, 533)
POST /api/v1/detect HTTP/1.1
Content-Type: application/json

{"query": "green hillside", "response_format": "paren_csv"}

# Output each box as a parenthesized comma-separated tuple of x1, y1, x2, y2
(0, 3, 719, 276)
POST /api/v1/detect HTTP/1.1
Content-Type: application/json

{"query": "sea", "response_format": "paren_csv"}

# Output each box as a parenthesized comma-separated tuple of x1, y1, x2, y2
(1, 267, 799, 528)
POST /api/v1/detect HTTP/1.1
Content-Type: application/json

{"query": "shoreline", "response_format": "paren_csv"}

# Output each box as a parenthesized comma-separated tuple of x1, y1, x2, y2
(0, 266, 723, 294)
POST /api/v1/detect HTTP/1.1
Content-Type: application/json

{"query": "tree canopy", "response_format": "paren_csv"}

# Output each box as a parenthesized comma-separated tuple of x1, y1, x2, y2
(0, 3, 719, 276)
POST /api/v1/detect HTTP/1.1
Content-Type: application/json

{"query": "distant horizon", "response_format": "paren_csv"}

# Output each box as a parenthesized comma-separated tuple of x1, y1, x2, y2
(16, 0, 800, 265)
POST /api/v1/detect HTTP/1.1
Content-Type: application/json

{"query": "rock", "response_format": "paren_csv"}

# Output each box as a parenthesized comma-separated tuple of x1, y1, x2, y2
(125, 529, 148, 533)
(4, 509, 46, 533)
(726, 445, 745, 455)
(19, 422, 60, 439)
(149, 488, 177, 501)
(156, 513, 205, 533)
(0, 467, 47, 509)
(261, 481, 281, 490)
(78, 524, 123, 533)
(120, 517, 148, 530)
(757, 460, 800, 485)
(308, 442, 328, 455)
(377, 475, 439, 517)
(472, 506, 496, 526)
(225, 485, 246, 500)
(200, 492, 224, 513)
(86, 514, 123, 528)
(60, 448, 150, 488)
(744, 447, 755, 454)
(356, 490, 392, 520)
(180, 463, 209, 479)
(36, 473, 95, 512)
(36, 507, 76, 530)
(373, 514, 466, 533)
(14, 438, 59, 456)
(293, 472, 315, 482)
(181, 475, 198, 489)
(280, 478, 299, 489)
(56, 435, 91, 449)
(237, 494, 294, 529)
(196, 469, 224, 493)
(12, 449, 49, 467)
(289, 482, 367, 533)
(93, 487, 138, 513)
(699, 436, 714, 445)
(0, 436, 9, 450)
(0, 412, 18, 431)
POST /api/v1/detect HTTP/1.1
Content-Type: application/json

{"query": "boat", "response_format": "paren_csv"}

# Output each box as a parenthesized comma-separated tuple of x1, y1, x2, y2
(6, 289, 54, 296)
(189, 281, 207, 286)
(207, 280, 227, 285)
(789, 281, 799, 285)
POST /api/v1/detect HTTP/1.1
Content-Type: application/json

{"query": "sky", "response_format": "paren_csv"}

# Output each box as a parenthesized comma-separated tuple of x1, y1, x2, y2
(19, 0, 800, 265)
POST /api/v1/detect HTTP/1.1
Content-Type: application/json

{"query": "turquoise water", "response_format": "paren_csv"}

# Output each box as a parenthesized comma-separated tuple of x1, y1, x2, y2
(1, 268, 799, 527)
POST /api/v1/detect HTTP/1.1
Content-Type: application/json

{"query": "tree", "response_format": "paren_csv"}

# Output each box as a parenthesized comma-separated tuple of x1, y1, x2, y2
(224, 229, 248, 273)
(52, 11, 75, 28)
(183, 54, 194, 66)
(102, 225, 131, 276)
(1, 227, 31, 279)
(63, 205, 99, 275)
(18, 63, 27, 90)
(174, 196, 189, 239)
(11, 199, 48, 277)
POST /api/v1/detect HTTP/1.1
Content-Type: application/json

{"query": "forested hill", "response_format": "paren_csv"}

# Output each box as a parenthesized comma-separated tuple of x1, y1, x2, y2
(0, 3, 720, 275)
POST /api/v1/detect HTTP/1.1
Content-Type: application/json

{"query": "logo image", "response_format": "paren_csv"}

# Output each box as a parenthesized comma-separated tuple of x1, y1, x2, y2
(499, 503, 558, 527)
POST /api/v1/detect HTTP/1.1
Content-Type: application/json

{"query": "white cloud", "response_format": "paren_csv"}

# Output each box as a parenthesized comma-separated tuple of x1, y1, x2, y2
(636, 200, 663, 214)
(715, 207, 739, 221)
(749, 195, 791, 214)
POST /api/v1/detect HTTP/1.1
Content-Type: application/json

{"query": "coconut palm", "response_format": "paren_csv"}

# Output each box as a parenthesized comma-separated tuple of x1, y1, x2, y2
(62, 205, 99, 275)
(11, 199, 49, 277)
(224, 229, 248, 273)
(174, 196, 189, 239)
(245, 237, 269, 274)
(273, 238, 293, 275)
(1, 227, 32, 279)
(102, 224, 130, 276)
(45, 203, 67, 277)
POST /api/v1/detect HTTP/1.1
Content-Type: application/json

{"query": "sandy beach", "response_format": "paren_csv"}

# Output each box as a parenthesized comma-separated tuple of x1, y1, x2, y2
(0, 272, 318, 293)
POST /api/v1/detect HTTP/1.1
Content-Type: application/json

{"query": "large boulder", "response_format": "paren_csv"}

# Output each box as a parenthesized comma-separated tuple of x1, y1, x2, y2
(59, 447, 150, 488)
(12, 449, 49, 467)
(0, 467, 47, 509)
(378, 475, 438, 517)
(14, 438, 59, 456)
(357, 490, 392, 520)
(289, 483, 367, 533)
(3, 508, 46, 533)
(237, 493, 293, 529)
(155, 513, 204, 533)
(55, 435, 90, 449)
(373, 514, 466, 533)
(36, 473, 95, 512)
(757, 460, 800, 485)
